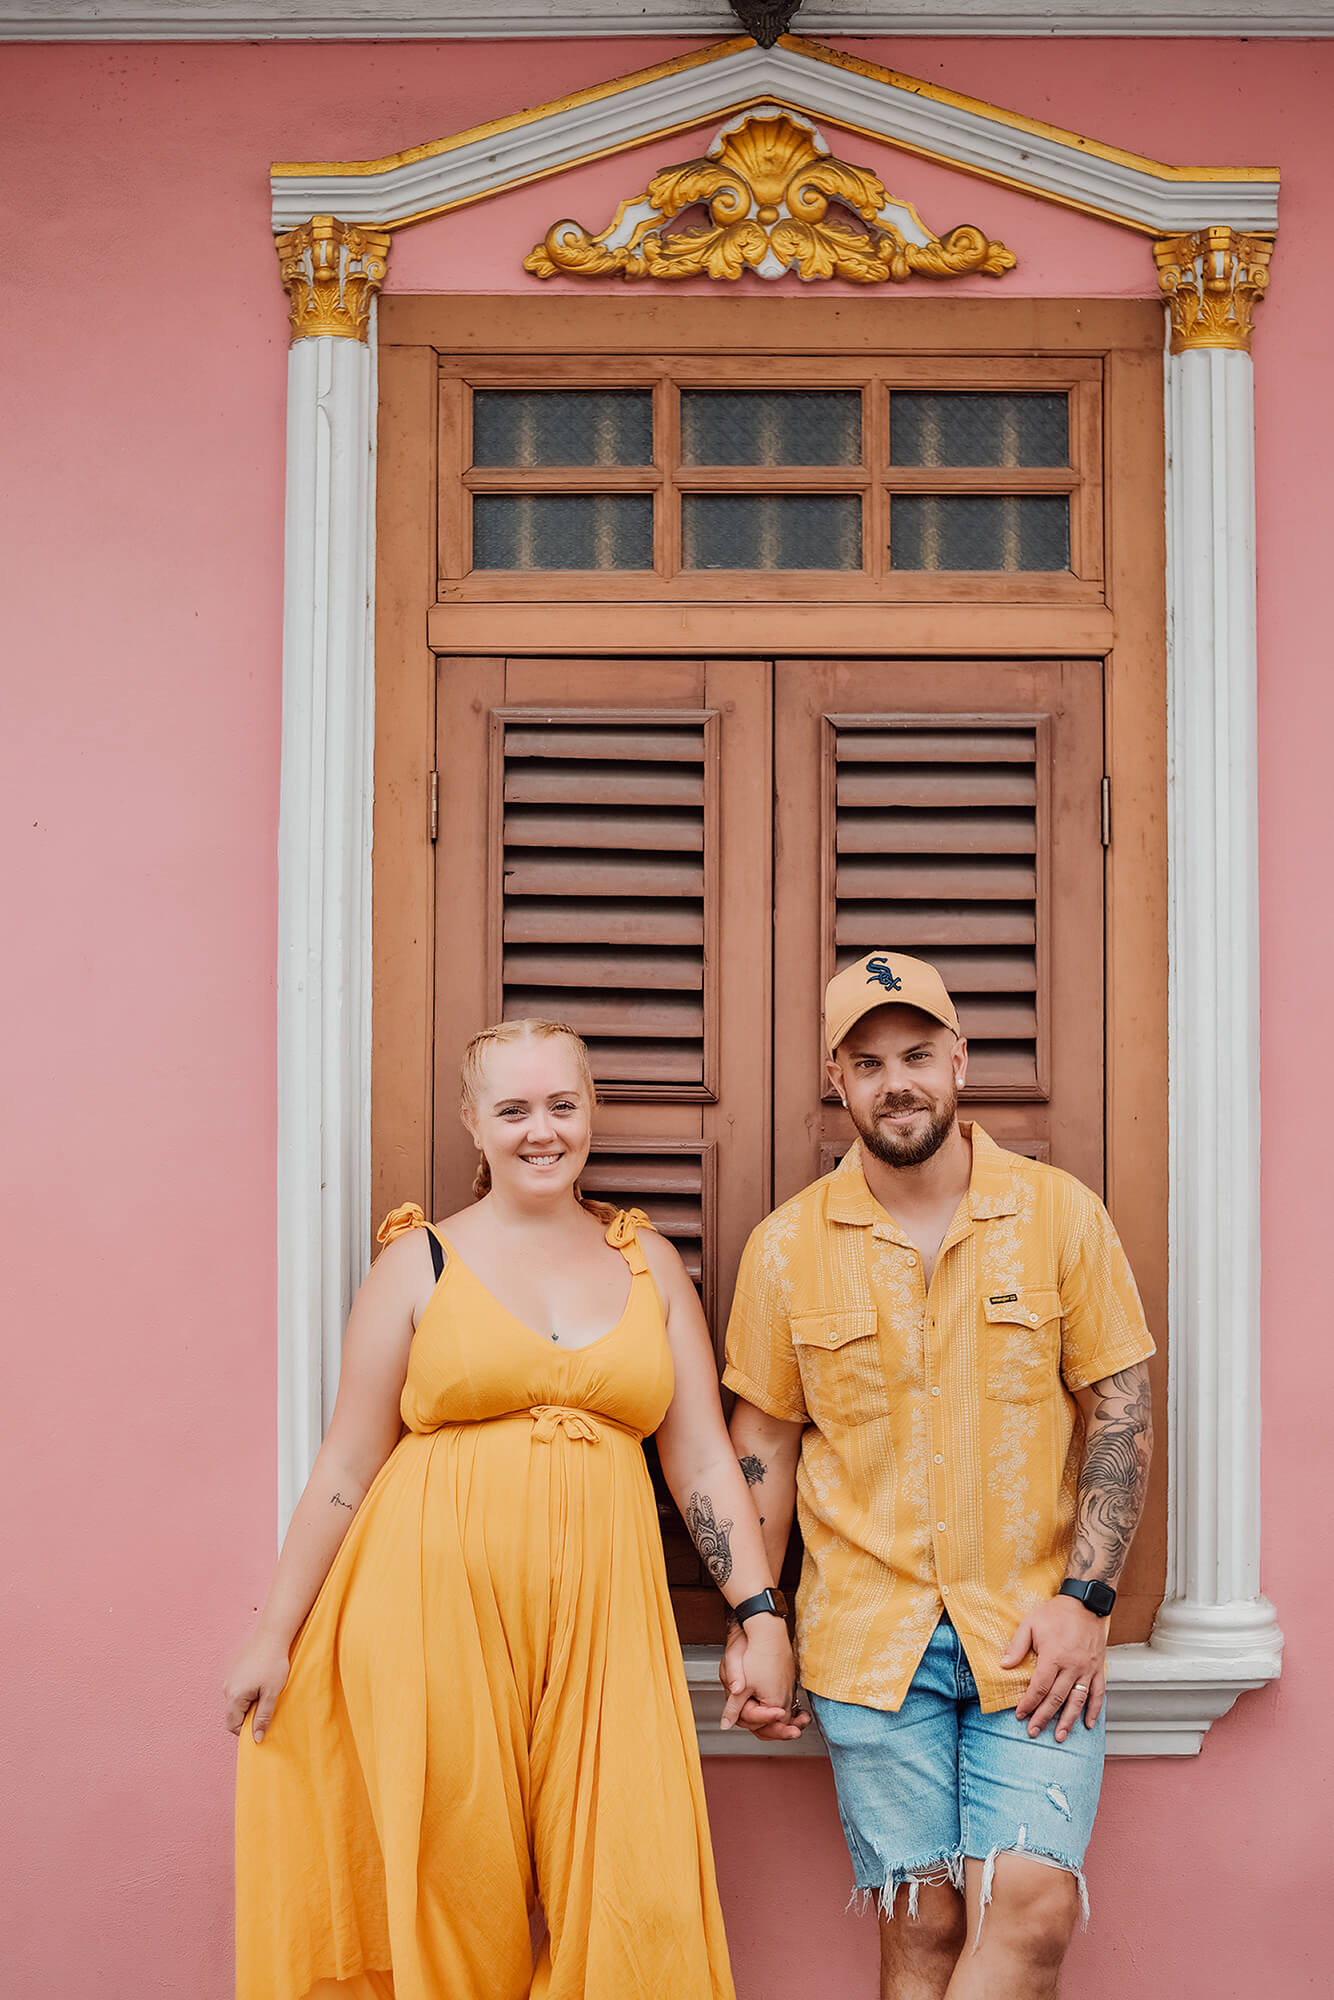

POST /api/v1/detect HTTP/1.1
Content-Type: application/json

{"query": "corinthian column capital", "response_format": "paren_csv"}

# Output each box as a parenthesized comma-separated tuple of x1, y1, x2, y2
(276, 215, 391, 343)
(1153, 226, 1273, 354)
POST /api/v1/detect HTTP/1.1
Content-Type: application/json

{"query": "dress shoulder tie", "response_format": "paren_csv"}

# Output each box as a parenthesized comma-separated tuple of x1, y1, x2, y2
(377, 1201, 427, 1246)
(604, 1206, 656, 1275)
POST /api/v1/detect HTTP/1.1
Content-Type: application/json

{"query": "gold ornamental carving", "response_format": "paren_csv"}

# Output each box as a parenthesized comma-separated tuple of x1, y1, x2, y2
(1153, 227, 1273, 354)
(523, 109, 1015, 286)
(276, 216, 391, 342)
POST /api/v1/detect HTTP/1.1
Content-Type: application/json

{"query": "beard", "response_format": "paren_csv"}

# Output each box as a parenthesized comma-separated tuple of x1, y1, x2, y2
(853, 1081, 958, 1169)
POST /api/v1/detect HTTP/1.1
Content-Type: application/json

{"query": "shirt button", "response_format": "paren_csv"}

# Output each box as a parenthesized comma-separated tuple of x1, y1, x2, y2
(942, 1585, 950, 1596)
(934, 1454, 943, 1464)
(930, 1386, 941, 1397)
(1029, 1312, 1039, 1323)
(937, 1521, 947, 1532)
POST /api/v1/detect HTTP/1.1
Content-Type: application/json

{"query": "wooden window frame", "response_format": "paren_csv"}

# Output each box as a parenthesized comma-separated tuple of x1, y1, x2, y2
(437, 348, 1103, 605)
(373, 287, 1169, 1668)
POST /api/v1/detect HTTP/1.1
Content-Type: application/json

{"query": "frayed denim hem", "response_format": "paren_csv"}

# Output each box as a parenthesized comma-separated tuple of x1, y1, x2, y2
(845, 1853, 967, 1921)
(843, 1834, 1091, 1940)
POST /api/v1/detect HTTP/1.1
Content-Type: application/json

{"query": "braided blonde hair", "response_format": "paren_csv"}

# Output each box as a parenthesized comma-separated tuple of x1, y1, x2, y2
(461, 1018, 616, 1222)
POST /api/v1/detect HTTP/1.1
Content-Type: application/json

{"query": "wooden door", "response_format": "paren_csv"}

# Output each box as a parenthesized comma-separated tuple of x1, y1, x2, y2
(773, 660, 1105, 1198)
(378, 301, 1168, 1646)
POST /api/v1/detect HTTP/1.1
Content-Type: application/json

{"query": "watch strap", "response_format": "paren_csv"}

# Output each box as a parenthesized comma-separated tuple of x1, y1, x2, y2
(1058, 1577, 1116, 1617)
(732, 1587, 788, 1626)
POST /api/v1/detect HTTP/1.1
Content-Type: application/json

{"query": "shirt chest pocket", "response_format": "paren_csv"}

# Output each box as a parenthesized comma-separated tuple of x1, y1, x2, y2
(790, 1309, 883, 1428)
(983, 1290, 1063, 1403)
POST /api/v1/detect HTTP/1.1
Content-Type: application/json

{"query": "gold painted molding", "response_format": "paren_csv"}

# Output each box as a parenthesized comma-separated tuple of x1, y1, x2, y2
(276, 216, 391, 342)
(1154, 227, 1273, 353)
(523, 109, 1014, 285)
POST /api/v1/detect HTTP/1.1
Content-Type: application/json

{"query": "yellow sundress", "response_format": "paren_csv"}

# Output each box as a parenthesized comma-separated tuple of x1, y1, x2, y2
(235, 1206, 735, 2000)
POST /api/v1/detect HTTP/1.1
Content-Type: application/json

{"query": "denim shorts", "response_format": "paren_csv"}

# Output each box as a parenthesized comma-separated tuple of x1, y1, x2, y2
(808, 1617, 1103, 1919)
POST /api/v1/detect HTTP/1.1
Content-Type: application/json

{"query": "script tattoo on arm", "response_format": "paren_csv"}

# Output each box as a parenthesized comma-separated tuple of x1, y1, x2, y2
(1069, 1363, 1153, 1586)
(330, 1492, 356, 1511)
(685, 1492, 735, 1590)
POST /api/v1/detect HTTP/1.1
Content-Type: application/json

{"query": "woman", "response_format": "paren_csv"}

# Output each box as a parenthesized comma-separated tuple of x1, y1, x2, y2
(227, 1017, 800, 2000)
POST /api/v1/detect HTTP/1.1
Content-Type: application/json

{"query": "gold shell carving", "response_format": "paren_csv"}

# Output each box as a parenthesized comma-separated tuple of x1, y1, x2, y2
(1153, 227, 1273, 354)
(276, 216, 391, 343)
(524, 110, 1015, 287)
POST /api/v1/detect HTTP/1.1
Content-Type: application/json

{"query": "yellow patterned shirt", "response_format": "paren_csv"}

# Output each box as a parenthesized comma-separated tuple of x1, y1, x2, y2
(722, 1126, 1155, 1713)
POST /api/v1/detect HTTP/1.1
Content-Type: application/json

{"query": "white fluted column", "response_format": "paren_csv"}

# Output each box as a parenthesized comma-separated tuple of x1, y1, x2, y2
(274, 219, 389, 1532)
(1114, 231, 1284, 1716)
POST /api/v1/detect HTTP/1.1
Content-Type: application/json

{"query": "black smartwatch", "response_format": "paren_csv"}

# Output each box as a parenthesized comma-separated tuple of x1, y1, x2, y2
(1058, 1577, 1116, 1617)
(731, 1587, 789, 1627)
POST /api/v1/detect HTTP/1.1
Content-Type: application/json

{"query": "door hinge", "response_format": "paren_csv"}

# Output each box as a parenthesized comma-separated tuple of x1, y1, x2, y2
(1100, 775, 1111, 848)
(429, 769, 439, 843)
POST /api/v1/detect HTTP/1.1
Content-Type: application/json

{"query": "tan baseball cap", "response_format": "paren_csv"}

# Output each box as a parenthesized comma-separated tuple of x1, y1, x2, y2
(824, 951, 960, 1054)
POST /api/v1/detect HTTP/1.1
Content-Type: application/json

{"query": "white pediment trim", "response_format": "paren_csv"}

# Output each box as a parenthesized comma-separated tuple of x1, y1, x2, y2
(268, 36, 1279, 239)
(8, 3, 1334, 42)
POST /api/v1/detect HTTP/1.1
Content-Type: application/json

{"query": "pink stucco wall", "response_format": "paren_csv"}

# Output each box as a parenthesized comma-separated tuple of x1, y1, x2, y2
(3, 34, 1331, 1997)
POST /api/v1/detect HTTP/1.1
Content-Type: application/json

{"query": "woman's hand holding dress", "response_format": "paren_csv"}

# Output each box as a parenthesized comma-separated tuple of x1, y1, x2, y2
(225, 1635, 292, 1743)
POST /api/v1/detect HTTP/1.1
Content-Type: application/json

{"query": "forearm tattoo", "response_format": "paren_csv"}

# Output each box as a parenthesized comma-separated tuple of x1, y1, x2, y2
(685, 1492, 734, 1589)
(330, 1492, 355, 1511)
(1070, 1364, 1153, 1585)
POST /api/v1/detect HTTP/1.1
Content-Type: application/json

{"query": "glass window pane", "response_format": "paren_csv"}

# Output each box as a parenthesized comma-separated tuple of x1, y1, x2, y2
(473, 495, 654, 570)
(472, 391, 653, 467)
(890, 392, 1069, 467)
(891, 496, 1069, 571)
(682, 495, 862, 570)
(681, 390, 862, 466)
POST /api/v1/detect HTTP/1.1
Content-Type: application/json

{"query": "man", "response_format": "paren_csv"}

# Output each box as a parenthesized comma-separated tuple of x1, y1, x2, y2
(719, 952, 1154, 2000)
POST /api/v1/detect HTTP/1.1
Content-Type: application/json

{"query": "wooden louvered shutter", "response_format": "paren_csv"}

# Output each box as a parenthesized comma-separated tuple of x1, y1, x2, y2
(832, 718, 1045, 1096)
(490, 708, 717, 1095)
(773, 659, 1104, 1198)
(434, 657, 771, 1642)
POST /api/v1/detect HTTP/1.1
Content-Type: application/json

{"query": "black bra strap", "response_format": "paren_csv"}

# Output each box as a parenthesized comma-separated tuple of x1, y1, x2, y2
(426, 1227, 445, 1283)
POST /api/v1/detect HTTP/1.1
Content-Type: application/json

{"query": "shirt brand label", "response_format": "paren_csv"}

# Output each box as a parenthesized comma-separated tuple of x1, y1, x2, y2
(989, 1293, 1019, 1305)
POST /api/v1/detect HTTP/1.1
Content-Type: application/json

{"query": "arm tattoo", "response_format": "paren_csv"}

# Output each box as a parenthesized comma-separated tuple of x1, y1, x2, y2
(685, 1491, 734, 1590)
(330, 1492, 355, 1511)
(1069, 1364, 1153, 1585)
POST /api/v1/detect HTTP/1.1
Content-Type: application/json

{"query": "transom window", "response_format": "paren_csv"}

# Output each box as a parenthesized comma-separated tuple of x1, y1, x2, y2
(440, 359, 1102, 602)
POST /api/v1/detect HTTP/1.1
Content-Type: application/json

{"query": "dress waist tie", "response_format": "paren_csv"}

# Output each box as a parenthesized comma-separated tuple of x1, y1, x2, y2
(529, 1405, 644, 1445)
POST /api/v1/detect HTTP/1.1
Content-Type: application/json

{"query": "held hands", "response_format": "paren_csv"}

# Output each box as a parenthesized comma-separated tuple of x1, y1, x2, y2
(718, 1616, 809, 1741)
(1003, 1595, 1108, 1743)
(223, 1631, 292, 1744)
